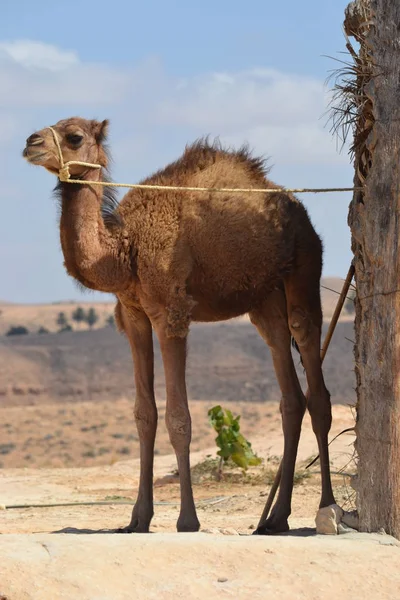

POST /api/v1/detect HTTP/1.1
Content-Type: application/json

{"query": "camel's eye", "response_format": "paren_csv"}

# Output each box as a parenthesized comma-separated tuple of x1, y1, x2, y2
(65, 133, 83, 146)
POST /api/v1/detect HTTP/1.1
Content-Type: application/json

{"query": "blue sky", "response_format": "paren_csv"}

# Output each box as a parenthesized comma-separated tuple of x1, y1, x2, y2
(0, 0, 353, 303)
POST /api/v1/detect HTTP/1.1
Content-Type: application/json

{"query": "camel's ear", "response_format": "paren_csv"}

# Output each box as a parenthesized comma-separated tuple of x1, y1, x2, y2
(93, 119, 109, 144)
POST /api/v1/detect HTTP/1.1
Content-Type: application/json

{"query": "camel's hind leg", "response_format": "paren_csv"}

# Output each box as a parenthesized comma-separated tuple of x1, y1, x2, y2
(117, 304, 158, 533)
(285, 265, 336, 511)
(250, 288, 306, 534)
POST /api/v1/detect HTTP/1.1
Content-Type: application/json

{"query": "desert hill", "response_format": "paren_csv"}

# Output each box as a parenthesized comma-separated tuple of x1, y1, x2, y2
(0, 319, 355, 407)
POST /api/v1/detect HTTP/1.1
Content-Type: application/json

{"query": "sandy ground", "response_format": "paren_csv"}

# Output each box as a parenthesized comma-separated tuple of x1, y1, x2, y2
(2, 404, 399, 599)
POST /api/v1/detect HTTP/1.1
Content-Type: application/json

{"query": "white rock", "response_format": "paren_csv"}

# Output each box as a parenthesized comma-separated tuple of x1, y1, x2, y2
(220, 528, 239, 536)
(201, 528, 221, 535)
(315, 504, 344, 535)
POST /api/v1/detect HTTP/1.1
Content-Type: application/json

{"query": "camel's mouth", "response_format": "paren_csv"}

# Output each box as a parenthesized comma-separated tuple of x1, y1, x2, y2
(23, 147, 50, 164)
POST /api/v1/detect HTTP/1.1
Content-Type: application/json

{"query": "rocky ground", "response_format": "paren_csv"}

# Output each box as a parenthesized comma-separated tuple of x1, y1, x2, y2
(2, 403, 399, 599)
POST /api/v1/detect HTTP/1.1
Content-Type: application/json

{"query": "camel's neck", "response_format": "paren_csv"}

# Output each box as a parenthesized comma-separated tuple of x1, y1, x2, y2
(59, 171, 130, 292)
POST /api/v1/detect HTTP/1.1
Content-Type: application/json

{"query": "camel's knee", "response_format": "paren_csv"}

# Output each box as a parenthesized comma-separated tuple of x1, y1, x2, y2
(166, 289, 196, 338)
(280, 394, 306, 428)
(134, 401, 158, 436)
(307, 390, 332, 436)
(288, 308, 315, 347)
(166, 407, 192, 452)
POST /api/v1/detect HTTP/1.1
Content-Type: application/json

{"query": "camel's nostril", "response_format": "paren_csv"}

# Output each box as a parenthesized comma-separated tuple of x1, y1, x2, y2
(26, 134, 44, 146)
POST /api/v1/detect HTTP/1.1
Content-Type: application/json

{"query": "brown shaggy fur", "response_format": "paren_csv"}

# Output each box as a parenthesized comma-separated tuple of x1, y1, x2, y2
(23, 117, 335, 535)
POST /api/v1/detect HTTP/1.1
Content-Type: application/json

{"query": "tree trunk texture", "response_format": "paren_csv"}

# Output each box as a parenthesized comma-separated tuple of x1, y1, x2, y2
(347, 0, 400, 538)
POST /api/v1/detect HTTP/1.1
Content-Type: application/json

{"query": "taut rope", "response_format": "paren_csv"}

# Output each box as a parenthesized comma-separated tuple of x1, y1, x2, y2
(48, 127, 362, 195)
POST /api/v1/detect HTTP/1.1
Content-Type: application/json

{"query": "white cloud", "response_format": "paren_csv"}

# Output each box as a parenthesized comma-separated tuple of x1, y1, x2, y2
(0, 40, 129, 107)
(155, 68, 347, 165)
(0, 39, 347, 167)
(161, 68, 325, 129)
(0, 40, 79, 71)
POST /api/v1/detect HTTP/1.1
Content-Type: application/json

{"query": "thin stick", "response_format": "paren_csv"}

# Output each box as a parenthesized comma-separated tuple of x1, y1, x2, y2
(321, 263, 355, 362)
(257, 263, 355, 529)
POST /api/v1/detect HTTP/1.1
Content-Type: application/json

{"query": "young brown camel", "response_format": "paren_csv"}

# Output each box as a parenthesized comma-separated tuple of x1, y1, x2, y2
(23, 117, 335, 534)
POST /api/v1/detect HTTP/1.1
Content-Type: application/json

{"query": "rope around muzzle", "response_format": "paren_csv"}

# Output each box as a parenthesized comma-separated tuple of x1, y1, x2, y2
(48, 127, 363, 195)
(48, 126, 102, 182)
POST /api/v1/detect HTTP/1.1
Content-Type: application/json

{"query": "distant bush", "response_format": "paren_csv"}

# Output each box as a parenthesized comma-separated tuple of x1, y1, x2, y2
(37, 326, 49, 334)
(56, 312, 69, 329)
(86, 307, 99, 330)
(6, 325, 29, 336)
(59, 324, 73, 333)
(106, 314, 115, 328)
(72, 306, 85, 327)
(0, 443, 16, 454)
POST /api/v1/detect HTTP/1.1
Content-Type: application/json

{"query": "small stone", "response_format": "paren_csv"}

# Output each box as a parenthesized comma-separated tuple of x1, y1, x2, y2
(0, 505, 6, 511)
(201, 528, 220, 535)
(315, 504, 344, 535)
(217, 577, 228, 583)
(249, 524, 255, 530)
(377, 527, 387, 535)
(220, 528, 239, 536)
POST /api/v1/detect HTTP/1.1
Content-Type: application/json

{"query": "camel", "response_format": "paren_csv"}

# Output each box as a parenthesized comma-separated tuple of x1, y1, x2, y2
(23, 117, 336, 534)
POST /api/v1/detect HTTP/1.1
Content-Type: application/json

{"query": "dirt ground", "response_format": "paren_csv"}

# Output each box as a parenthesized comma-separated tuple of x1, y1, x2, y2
(0, 399, 286, 469)
(3, 403, 399, 599)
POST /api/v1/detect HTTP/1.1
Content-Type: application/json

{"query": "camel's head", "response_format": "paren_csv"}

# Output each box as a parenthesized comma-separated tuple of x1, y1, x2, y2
(23, 117, 109, 177)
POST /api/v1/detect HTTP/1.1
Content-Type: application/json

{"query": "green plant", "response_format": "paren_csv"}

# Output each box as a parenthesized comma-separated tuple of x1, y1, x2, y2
(208, 405, 261, 479)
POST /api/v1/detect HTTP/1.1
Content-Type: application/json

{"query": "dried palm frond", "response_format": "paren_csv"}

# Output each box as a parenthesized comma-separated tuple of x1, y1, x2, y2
(325, 34, 374, 164)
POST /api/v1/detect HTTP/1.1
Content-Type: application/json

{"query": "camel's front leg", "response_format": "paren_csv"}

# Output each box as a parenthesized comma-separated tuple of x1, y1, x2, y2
(117, 305, 157, 533)
(155, 323, 200, 533)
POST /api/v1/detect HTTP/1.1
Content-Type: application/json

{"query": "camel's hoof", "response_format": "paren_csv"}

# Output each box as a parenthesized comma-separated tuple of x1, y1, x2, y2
(253, 519, 289, 536)
(177, 517, 201, 533)
(115, 520, 150, 534)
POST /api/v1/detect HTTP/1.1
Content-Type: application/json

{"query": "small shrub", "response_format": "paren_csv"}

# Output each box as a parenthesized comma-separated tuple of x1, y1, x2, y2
(72, 306, 86, 327)
(6, 326, 29, 336)
(0, 443, 16, 455)
(118, 446, 130, 455)
(56, 312, 68, 329)
(86, 307, 99, 329)
(37, 326, 49, 334)
(82, 449, 96, 458)
(106, 314, 115, 328)
(208, 405, 262, 479)
(98, 447, 111, 455)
